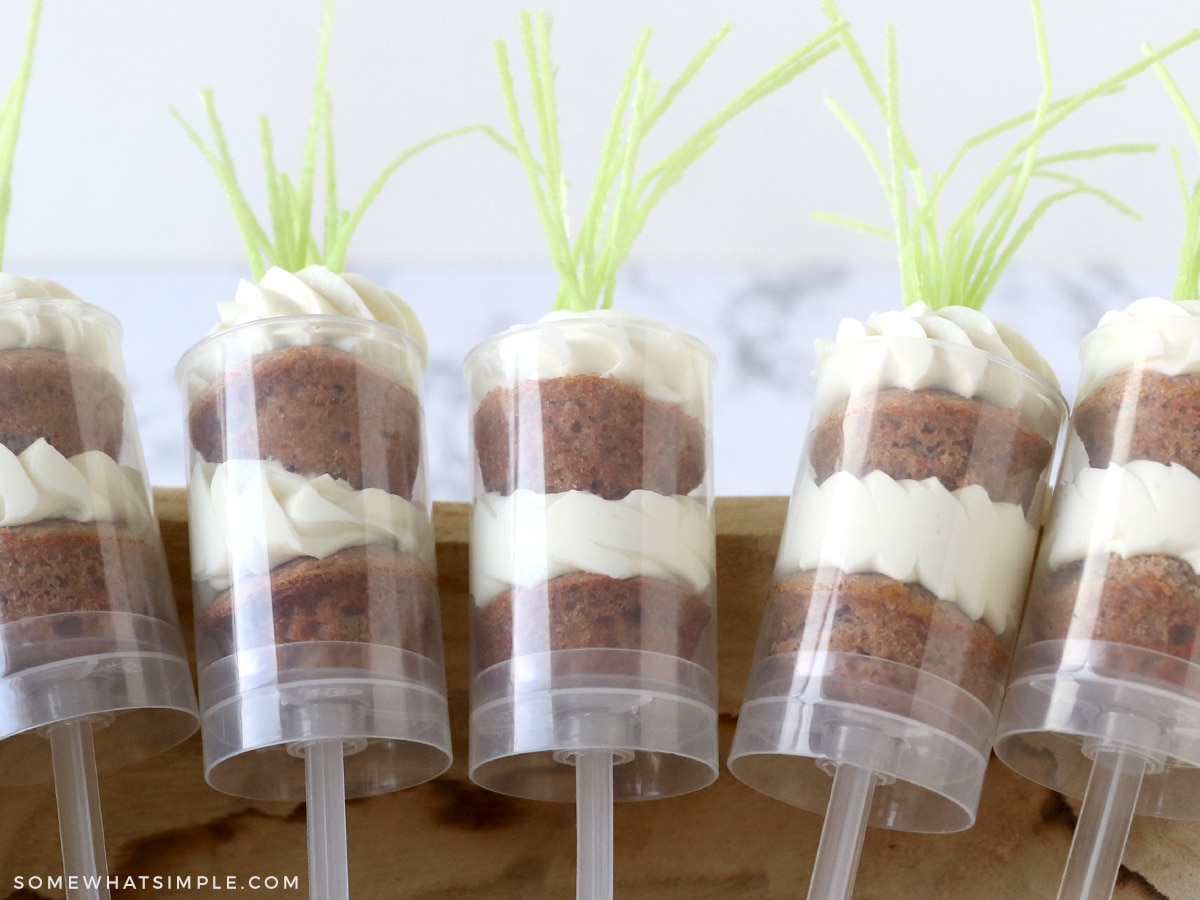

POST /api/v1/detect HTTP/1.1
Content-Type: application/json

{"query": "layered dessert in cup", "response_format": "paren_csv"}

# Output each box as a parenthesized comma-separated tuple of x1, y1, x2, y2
(0, 277, 198, 783)
(466, 309, 718, 800)
(729, 302, 1066, 832)
(178, 266, 450, 800)
(997, 297, 1200, 818)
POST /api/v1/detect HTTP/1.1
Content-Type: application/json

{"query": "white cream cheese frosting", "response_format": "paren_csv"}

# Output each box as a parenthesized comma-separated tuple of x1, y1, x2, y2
(470, 488, 715, 606)
(0, 276, 123, 372)
(213, 264, 428, 361)
(1046, 460, 1200, 574)
(189, 458, 434, 592)
(466, 309, 713, 420)
(181, 264, 428, 401)
(812, 301, 1060, 424)
(0, 274, 81, 301)
(0, 438, 154, 538)
(1076, 297, 1200, 404)
(775, 470, 1037, 635)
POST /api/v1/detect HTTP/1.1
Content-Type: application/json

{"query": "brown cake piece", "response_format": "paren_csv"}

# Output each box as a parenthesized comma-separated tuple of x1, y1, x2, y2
(188, 344, 422, 498)
(762, 569, 1008, 707)
(197, 544, 441, 666)
(473, 573, 712, 674)
(1030, 553, 1200, 662)
(0, 347, 125, 458)
(809, 387, 1053, 509)
(473, 374, 706, 500)
(1073, 369, 1200, 477)
(0, 520, 172, 672)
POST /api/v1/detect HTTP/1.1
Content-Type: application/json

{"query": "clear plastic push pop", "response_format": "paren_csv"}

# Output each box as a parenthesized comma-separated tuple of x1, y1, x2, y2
(178, 314, 450, 898)
(729, 327, 1067, 899)
(0, 294, 199, 897)
(466, 311, 718, 899)
(995, 300, 1200, 899)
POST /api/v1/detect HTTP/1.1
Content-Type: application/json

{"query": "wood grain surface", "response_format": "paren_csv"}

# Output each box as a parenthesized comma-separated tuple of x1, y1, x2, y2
(0, 493, 1196, 898)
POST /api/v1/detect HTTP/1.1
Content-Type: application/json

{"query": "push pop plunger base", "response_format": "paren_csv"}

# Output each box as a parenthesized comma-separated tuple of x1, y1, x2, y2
(199, 641, 452, 801)
(996, 640, 1200, 900)
(0, 614, 199, 784)
(0, 615, 200, 900)
(468, 649, 718, 803)
(729, 652, 995, 834)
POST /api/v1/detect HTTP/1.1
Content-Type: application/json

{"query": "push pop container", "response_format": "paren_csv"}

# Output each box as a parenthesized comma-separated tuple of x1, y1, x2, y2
(178, 314, 450, 892)
(466, 311, 718, 890)
(0, 292, 199, 892)
(729, 311, 1067, 897)
(996, 299, 1200, 898)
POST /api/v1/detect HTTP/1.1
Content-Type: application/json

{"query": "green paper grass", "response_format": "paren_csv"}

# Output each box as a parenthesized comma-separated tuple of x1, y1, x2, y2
(174, 0, 509, 279)
(496, 11, 846, 311)
(1148, 51, 1200, 301)
(0, 0, 43, 268)
(816, 0, 1200, 310)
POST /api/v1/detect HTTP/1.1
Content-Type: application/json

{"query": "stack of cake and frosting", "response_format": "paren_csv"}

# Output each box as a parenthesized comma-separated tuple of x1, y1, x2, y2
(468, 309, 716, 677)
(760, 301, 1063, 708)
(182, 265, 439, 669)
(1027, 297, 1200, 669)
(0, 276, 172, 671)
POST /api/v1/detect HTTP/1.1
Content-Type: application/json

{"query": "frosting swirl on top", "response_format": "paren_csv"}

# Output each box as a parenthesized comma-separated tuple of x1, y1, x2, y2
(0, 279, 121, 372)
(0, 438, 154, 538)
(215, 265, 428, 363)
(832, 302, 1058, 385)
(812, 302, 1061, 427)
(1076, 297, 1200, 403)
(466, 309, 713, 419)
(0, 274, 82, 301)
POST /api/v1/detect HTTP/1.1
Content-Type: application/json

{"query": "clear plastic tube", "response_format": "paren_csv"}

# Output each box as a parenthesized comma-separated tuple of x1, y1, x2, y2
(177, 315, 450, 802)
(0, 294, 197, 887)
(731, 335, 1067, 837)
(576, 750, 614, 900)
(0, 298, 198, 787)
(465, 312, 716, 898)
(465, 312, 719, 803)
(807, 762, 877, 900)
(306, 739, 349, 900)
(997, 310, 1200, 872)
(49, 718, 110, 900)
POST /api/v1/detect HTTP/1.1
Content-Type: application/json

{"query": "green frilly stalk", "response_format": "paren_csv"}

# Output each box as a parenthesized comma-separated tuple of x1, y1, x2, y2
(497, 11, 847, 312)
(816, 0, 1200, 310)
(1148, 52, 1200, 301)
(0, 0, 44, 268)
(173, 0, 509, 279)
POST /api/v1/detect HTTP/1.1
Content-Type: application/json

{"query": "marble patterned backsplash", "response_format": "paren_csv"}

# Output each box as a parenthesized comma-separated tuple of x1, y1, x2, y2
(45, 262, 1174, 497)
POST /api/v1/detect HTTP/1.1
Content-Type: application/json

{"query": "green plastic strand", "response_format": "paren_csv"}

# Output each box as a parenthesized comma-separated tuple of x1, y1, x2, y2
(817, 0, 1199, 311)
(0, 0, 43, 268)
(496, 9, 845, 311)
(1150, 51, 1200, 301)
(177, 0, 505, 277)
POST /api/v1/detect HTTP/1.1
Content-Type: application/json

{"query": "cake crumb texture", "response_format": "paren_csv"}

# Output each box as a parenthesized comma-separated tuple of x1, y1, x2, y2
(473, 572, 711, 673)
(762, 568, 1009, 706)
(810, 388, 1052, 509)
(473, 374, 706, 500)
(1074, 369, 1200, 477)
(1030, 553, 1200, 662)
(189, 344, 422, 497)
(198, 545, 441, 663)
(0, 348, 125, 459)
